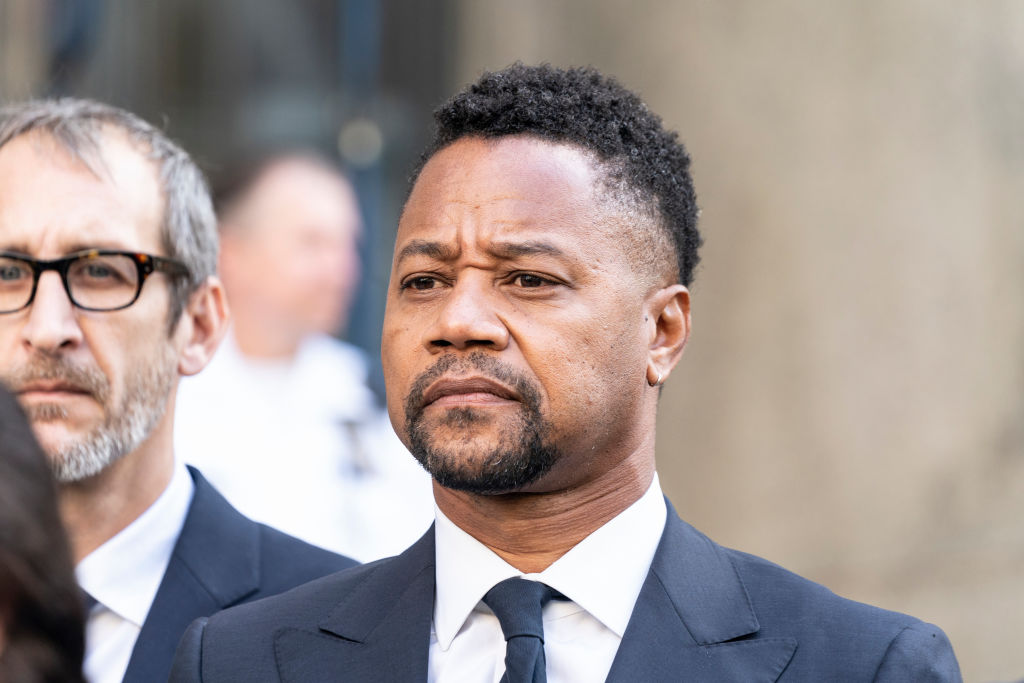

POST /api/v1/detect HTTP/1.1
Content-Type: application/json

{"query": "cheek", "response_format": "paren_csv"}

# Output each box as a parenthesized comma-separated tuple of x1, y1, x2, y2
(89, 315, 172, 391)
(380, 330, 413, 412)
(536, 312, 647, 422)
(0, 326, 18, 362)
(381, 295, 427, 361)
(379, 312, 402, 369)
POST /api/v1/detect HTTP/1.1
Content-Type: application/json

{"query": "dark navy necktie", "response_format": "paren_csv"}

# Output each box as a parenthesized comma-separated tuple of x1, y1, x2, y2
(483, 578, 561, 683)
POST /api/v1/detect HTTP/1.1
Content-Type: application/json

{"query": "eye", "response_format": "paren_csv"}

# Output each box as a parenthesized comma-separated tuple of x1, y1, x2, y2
(84, 264, 114, 279)
(79, 261, 131, 284)
(511, 273, 554, 288)
(401, 275, 442, 291)
(68, 254, 137, 288)
(0, 264, 27, 281)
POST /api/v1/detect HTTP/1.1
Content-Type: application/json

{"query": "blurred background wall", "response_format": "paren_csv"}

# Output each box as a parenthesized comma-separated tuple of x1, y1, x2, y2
(2, 1, 1021, 680)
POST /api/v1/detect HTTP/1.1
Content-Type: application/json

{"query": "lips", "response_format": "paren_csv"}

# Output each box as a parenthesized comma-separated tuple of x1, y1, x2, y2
(17, 380, 92, 397)
(421, 376, 521, 407)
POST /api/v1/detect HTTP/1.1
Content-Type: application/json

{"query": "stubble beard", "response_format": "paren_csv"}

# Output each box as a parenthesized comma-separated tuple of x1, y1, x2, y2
(5, 348, 177, 483)
(404, 352, 559, 495)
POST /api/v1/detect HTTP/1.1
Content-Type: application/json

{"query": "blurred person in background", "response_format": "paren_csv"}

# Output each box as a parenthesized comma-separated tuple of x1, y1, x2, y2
(174, 151, 433, 561)
(0, 99, 355, 683)
(0, 384, 85, 683)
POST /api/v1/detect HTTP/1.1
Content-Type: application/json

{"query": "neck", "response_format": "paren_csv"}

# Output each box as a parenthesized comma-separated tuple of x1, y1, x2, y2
(434, 452, 655, 574)
(230, 311, 301, 359)
(58, 417, 176, 565)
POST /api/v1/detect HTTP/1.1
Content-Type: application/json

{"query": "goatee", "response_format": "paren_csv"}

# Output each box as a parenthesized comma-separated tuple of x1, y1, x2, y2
(404, 352, 558, 494)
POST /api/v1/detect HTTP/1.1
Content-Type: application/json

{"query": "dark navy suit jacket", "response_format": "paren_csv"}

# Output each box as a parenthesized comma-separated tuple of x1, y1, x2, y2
(168, 500, 961, 682)
(118, 467, 355, 683)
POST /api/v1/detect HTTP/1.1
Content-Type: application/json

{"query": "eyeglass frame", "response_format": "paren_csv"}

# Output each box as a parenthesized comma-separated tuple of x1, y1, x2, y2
(0, 249, 190, 313)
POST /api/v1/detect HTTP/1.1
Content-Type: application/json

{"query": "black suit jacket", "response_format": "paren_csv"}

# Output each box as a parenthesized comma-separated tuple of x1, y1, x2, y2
(169, 500, 961, 682)
(118, 467, 355, 683)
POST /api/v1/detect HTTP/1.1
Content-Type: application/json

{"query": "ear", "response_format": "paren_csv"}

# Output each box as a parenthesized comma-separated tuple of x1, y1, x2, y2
(175, 276, 230, 376)
(644, 284, 691, 388)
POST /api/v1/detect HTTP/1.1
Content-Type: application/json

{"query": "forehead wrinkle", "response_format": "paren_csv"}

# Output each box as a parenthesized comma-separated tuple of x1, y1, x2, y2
(1, 215, 142, 257)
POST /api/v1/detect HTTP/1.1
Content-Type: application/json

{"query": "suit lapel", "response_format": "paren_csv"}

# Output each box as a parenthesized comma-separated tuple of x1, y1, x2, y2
(123, 467, 261, 683)
(606, 502, 796, 682)
(253, 501, 793, 682)
(274, 527, 436, 683)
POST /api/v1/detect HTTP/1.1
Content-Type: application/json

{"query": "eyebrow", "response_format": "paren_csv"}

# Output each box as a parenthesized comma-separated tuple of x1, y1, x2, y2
(0, 242, 31, 256)
(396, 238, 567, 264)
(65, 241, 134, 254)
(0, 240, 133, 258)
(489, 240, 566, 259)
(396, 239, 457, 263)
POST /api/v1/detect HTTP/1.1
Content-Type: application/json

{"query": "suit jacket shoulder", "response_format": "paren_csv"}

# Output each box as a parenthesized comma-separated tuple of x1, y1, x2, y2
(724, 546, 958, 680)
(607, 502, 961, 681)
(170, 527, 435, 683)
(123, 467, 357, 683)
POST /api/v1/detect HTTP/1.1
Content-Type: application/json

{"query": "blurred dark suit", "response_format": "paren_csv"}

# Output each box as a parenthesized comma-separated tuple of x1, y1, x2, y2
(122, 467, 355, 683)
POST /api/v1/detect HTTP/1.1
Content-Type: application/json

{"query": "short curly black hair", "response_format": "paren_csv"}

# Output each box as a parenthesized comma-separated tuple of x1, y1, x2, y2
(411, 63, 701, 286)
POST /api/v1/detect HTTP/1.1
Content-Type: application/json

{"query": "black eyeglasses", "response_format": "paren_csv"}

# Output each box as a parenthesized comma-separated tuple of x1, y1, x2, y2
(0, 249, 189, 313)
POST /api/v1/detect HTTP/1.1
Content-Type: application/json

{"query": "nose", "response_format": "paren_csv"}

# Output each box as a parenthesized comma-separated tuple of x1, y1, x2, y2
(424, 275, 509, 352)
(19, 271, 84, 354)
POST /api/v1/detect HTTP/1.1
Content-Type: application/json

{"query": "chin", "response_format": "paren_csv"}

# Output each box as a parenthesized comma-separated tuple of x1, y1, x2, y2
(411, 435, 558, 496)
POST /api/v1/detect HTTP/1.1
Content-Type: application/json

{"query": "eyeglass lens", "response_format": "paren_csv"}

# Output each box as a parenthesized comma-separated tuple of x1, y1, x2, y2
(0, 253, 141, 312)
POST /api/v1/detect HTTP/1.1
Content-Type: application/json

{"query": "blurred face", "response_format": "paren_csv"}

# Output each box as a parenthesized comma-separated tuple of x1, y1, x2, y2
(221, 160, 361, 337)
(382, 136, 657, 495)
(0, 131, 181, 482)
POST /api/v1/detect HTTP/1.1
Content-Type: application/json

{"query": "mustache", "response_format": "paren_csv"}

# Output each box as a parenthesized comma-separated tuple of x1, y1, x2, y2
(2, 355, 110, 402)
(404, 352, 541, 418)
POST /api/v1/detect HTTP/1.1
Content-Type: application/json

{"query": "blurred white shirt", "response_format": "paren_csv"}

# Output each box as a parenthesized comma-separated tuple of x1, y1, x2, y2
(429, 473, 667, 683)
(77, 461, 193, 683)
(174, 330, 433, 561)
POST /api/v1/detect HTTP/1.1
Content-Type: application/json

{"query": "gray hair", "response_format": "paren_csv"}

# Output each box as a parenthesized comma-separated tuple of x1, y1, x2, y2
(0, 98, 217, 327)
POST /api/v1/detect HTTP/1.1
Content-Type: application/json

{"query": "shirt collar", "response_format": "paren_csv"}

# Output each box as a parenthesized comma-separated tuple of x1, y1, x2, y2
(433, 473, 667, 650)
(75, 461, 194, 627)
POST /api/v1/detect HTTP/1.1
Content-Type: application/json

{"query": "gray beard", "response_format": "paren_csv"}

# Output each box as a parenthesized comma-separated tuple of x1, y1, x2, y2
(10, 349, 177, 483)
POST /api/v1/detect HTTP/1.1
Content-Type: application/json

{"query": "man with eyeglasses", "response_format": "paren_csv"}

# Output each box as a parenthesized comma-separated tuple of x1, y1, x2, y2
(0, 99, 355, 683)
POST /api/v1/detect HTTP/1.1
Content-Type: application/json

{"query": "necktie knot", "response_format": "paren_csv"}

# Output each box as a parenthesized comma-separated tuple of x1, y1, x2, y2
(482, 578, 561, 683)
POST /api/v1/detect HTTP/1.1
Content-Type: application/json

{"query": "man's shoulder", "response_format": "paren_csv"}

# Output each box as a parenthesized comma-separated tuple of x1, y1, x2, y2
(723, 545, 922, 633)
(659, 515, 959, 680)
(187, 524, 428, 647)
(661, 508, 934, 634)
(128, 469, 357, 683)
(725, 546, 958, 679)
(167, 559, 397, 683)
(214, 559, 381, 629)
(182, 557, 388, 666)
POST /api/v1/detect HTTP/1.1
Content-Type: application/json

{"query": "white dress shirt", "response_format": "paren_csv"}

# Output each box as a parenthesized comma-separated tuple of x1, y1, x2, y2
(429, 474, 668, 683)
(76, 461, 194, 683)
(174, 331, 434, 561)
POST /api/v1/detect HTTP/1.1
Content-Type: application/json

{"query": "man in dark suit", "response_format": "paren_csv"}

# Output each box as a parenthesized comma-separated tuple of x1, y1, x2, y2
(0, 98, 355, 683)
(169, 64, 960, 681)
